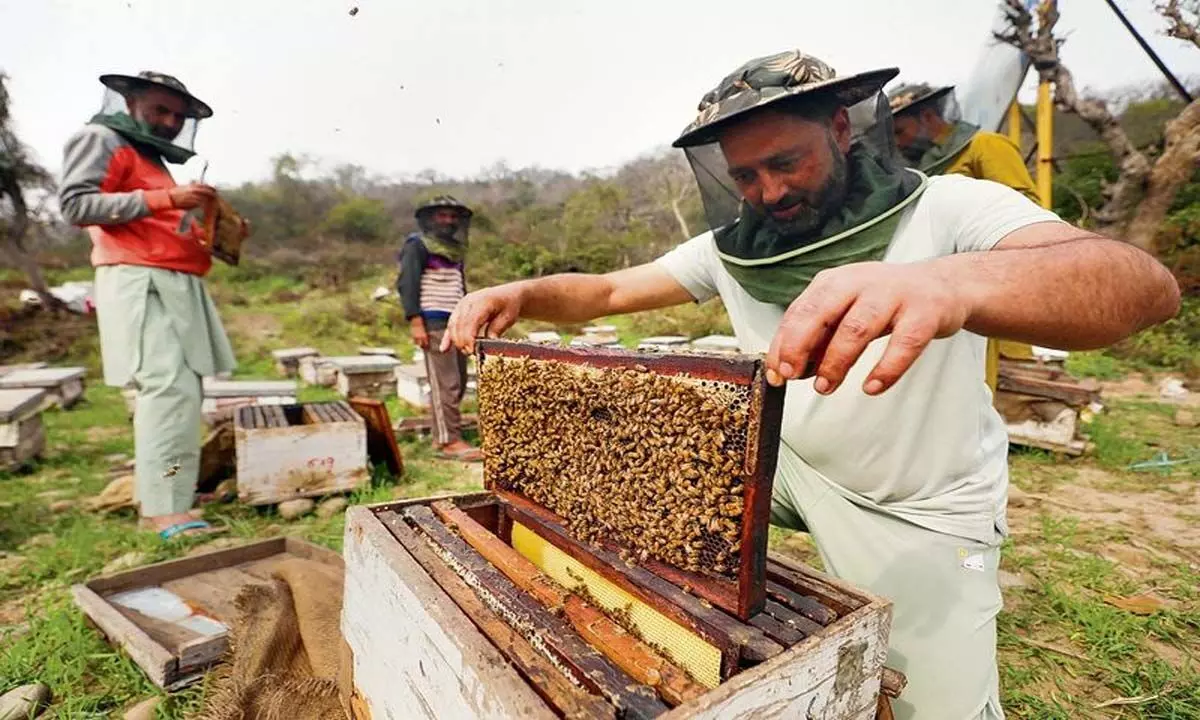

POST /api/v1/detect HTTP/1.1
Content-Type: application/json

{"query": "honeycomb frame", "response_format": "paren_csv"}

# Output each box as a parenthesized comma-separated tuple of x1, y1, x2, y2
(475, 339, 785, 619)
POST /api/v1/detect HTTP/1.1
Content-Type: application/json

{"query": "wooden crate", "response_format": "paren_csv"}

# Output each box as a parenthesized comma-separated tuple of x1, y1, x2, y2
(329, 356, 402, 400)
(343, 495, 893, 720)
(0, 366, 86, 409)
(271, 347, 319, 378)
(72, 537, 340, 690)
(0, 388, 47, 470)
(357, 346, 398, 357)
(234, 402, 368, 505)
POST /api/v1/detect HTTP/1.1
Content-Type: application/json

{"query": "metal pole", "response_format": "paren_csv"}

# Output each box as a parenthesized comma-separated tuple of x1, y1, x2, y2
(1103, 0, 1193, 103)
(1007, 100, 1023, 148)
(1036, 80, 1054, 209)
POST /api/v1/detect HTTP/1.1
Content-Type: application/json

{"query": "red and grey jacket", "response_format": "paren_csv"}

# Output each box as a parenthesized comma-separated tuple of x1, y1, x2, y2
(58, 124, 211, 276)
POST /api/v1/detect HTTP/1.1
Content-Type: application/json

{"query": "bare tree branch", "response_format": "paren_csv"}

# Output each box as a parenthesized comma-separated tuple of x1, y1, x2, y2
(996, 0, 1154, 241)
(1158, 0, 1200, 51)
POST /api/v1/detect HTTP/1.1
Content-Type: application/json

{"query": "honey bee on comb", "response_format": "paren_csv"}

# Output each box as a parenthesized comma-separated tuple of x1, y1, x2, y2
(476, 349, 756, 578)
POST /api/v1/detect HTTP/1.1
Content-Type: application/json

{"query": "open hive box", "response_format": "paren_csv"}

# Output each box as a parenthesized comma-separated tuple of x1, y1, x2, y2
(342, 340, 895, 719)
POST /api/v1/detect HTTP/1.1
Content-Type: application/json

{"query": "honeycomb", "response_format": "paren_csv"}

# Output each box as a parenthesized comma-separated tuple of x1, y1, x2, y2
(478, 354, 754, 577)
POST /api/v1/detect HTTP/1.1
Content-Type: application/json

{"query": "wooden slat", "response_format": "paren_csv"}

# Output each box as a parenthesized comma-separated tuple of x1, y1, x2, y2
(501, 492, 779, 674)
(433, 501, 707, 707)
(748, 612, 807, 647)
(477, 338, 761, 385)
(302, 404, 323, 425)
(384, 512, 615, 720)
(996, 373, 1100, 406)
(401, 506, 668, 719)
(71, 584, 176, 688)
(765, 581, 838, 626)
(737, 368, 785, 619)
(762, 600, 824, 639)
(177, 634, 228, 674)
(349, 397, 405, 477)
(268, 405, 289, 428)
(86, 538, 287, 594)
(766, 554, 865, 618)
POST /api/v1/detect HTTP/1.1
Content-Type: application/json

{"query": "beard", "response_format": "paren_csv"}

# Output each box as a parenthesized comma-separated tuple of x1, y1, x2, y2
(760, 136, 849, 238)
(432, 222, 460, 241)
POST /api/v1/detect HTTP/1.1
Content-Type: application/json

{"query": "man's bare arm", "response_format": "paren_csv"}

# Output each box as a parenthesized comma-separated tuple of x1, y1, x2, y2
(953, 223, 1180, 348)
(767, 222, 1181, 395)
(442, 263, 695, 353)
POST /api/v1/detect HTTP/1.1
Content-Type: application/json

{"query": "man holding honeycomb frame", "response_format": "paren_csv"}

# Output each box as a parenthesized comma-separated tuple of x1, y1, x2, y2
(441, 50, 1180, 719)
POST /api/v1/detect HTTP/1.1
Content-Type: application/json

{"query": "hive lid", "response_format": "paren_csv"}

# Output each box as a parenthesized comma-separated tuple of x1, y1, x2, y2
(475, 339, 785, 619)
(0, 388, 47, 422)
(202, 379, 297, 398)
(0, 367, 86, 387)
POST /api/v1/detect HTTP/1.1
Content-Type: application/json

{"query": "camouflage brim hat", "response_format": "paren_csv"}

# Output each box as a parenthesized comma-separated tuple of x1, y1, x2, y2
(99, 71, 213, 119)
(672, 50, 898, 148)
(415, 194, 473, 219)
(888, 83, 954, 117)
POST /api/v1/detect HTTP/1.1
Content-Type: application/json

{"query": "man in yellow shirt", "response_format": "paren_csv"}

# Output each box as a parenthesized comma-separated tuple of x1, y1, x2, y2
(889, 83, 1039, 203)
(890, 83, 1037, 380)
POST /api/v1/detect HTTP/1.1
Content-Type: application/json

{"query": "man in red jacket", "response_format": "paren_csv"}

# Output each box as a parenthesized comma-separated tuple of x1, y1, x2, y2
(59, 71, 235, 539)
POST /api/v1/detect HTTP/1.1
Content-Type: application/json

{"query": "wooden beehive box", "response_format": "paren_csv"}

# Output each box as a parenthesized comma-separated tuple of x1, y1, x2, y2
(271, 347, 320, 378)
(0, 366, 86, 409)
(72, 537, 340, 690)
(329, 356, 401, 400)
(0, 388, 47, 470)
(343, 495, 893, 720)
(234, 401, 368, 505)
(201, 379, 298, 422)
(299, 355, 338, 387)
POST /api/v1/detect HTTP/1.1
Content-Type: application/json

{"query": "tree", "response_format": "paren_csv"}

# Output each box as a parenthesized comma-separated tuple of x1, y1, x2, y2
(0, 72, 57, 307)
(998, 0, 1200, 254)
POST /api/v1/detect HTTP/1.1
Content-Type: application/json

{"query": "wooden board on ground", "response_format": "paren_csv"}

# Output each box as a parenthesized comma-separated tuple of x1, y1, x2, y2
(344, 494, 894, 720)
(394, 413, 478, 438)
(234, 401, 369, 505)
(349, 397, 405, 477)
(72, 537, 341, 690)
(0, 367, 86, 409)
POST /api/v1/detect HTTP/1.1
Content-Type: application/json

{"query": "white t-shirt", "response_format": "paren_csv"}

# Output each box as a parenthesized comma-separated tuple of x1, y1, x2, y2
(655, 174, 1063, 543)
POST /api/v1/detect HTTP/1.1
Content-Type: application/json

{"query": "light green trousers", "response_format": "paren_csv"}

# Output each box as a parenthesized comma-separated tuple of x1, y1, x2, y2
(770, 447, 1006, 720)
(94, 265, 235, 517)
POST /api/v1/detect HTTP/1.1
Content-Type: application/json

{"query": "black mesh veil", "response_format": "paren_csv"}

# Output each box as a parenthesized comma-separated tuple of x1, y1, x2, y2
(682, 91, 906, 235)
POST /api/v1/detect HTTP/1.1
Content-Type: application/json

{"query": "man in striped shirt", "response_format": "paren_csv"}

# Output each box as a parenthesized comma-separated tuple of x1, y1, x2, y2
(397, 195, 482, 461)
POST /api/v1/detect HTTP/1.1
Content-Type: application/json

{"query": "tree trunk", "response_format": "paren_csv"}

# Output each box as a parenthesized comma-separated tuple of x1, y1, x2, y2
(669, 195, 691, 240)
(1125, 99, 1200, 254)
(0, 170, 59, 308)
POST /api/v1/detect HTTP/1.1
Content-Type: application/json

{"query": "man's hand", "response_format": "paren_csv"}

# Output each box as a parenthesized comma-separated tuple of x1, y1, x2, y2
(441, 284, 525, 353)
(168, 183, 217, 210)
(410, 317, 430, 350)
(766, 261, 971, 396)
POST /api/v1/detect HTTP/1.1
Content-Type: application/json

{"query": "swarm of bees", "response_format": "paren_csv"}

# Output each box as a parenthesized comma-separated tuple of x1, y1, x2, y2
(479, 355, 753, 576)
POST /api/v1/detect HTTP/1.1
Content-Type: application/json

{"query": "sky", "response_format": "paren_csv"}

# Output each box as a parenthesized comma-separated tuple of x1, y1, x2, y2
(3, 0, 1198, 186)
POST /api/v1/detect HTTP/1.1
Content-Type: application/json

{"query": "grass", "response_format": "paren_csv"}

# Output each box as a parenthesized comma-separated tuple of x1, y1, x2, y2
(2, 265, 1199, 717)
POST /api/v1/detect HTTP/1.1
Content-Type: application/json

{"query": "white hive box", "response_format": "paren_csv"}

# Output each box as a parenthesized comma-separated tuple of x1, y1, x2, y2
(395, 363, 478, 409)
(0, 388, 48, 470)
(299, 355, 339, 387)
(329, 356, 402, 400)
(342, 496, 895, 720)
(0, 366, 87, 409)
(271, 347, 320, 378)
(234, 401, 368, 506)
(358, 346, 399, 358)
(525, 331, 563, 345)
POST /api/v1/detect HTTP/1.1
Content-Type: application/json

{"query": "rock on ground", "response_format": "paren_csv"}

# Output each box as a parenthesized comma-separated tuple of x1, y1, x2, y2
(316, 496, 349, 519)
(277, 498, 315, 520)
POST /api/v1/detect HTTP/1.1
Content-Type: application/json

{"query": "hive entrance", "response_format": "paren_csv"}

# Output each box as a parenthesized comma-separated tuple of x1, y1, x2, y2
(475, 340, 785, 619)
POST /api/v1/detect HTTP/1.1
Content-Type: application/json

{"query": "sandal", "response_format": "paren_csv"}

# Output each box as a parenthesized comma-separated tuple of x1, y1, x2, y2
(158, 519, 228, 540)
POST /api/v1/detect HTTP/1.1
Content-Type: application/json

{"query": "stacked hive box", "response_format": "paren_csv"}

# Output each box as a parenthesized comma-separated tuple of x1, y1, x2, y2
(234, 401, 367, 505)
(0, 388, 48, 470)
(0, 366, 86, 410)
(342, 341, 895, 719)
(271, 347, 320, 378)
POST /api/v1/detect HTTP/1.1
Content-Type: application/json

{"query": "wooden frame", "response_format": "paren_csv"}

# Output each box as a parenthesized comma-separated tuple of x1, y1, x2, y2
(349, 397, 405, 477)
(72, 537, 340, 690)
(344, 495, 893, 720)
(475, 339, 785, 620)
